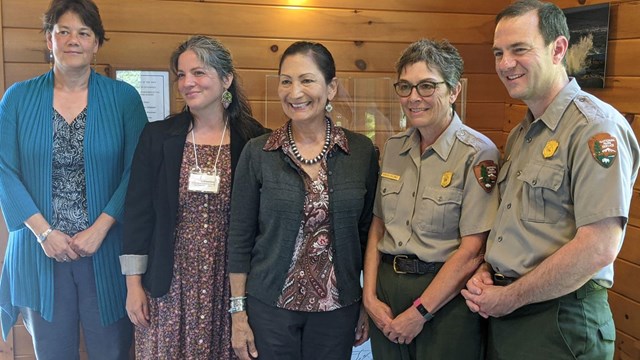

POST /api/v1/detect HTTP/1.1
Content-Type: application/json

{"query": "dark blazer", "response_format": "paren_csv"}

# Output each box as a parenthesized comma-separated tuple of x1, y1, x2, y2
(122, 112, 268, 297)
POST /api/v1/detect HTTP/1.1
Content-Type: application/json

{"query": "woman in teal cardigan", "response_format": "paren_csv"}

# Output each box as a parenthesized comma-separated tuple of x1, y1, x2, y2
(0, 0, 147, 358)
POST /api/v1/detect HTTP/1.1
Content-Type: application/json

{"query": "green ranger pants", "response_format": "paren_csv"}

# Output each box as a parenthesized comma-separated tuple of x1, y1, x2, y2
(369, 260, 486, 360)
(488, 280, 615, 360)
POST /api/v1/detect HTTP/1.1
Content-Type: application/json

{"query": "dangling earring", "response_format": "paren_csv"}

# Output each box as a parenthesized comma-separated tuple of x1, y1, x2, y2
(325, 102, 333, 113)
(49, 51, 54, 69)
(400, 112, 407, 129)
(221, 89, 233, 109)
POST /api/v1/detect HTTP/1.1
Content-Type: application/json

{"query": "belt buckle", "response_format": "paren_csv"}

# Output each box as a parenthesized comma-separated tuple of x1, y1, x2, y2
(493, 273, 510, 286)
(393, 255, 408, 274)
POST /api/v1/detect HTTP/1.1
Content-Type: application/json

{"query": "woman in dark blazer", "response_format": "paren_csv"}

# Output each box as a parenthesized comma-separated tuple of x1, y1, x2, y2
(120, 35, 268, 359)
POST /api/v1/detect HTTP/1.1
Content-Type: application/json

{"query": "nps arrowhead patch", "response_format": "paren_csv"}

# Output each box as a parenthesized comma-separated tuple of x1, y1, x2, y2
(588, 133, 617, 168)
(473, 160, 498, 193)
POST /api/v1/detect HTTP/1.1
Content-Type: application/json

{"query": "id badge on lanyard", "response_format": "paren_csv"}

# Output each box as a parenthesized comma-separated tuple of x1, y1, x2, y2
(188, 168, 220, 193)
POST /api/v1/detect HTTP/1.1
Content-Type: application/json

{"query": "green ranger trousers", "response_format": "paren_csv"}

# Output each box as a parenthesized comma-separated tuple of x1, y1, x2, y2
(487, 280, 615, 360)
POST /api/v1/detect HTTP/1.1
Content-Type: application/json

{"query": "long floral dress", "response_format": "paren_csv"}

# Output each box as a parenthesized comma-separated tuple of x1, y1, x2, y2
(135, 142, 236, 360)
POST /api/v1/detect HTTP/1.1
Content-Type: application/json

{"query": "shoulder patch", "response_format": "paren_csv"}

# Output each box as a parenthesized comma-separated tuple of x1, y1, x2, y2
(588, 133, 617, 168)
(473, 160, 498, 193)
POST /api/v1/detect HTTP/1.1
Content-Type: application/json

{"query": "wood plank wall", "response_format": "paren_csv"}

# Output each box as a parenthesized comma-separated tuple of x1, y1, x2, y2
(0, 0, 638, 359)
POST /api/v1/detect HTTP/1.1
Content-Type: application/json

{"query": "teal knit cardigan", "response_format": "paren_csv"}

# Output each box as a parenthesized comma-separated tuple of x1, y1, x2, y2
(0, 69, 147, 339)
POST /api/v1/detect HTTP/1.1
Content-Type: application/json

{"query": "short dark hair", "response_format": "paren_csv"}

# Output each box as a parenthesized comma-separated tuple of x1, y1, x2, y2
(170, 35, 256, 137)
(395, 38, 464, 93)
(43, 0, 107, 46)
(278, 41, 336, 85)
(496, 0, 569, 45)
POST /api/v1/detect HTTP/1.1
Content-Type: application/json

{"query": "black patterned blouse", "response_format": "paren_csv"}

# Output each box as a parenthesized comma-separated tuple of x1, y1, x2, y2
(51, 108, 89, 235)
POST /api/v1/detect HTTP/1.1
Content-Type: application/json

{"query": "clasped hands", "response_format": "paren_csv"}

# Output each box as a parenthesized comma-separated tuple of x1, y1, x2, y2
(460, 267, 518, 318)
(364, 297, 426, 345)
(40, 226, 105, 262)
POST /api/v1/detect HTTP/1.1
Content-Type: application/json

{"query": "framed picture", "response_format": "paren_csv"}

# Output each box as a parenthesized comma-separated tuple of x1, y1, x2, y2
(115, 70, 171, 121)
(563, 3, 610, 88)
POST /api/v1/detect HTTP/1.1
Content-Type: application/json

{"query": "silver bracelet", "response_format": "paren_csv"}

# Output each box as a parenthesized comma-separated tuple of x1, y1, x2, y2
(228, 296, 247, 314)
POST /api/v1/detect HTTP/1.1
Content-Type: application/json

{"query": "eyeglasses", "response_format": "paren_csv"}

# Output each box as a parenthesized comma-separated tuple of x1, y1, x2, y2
(393, 81, 445, 97)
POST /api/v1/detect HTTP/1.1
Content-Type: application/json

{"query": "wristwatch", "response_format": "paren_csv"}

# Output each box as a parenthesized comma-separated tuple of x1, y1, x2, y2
(413, 298, 434, 322)
(36, 228, 53, 244)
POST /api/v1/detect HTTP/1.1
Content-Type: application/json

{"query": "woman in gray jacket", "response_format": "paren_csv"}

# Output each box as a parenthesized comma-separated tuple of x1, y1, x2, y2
(228, 41, 379, 360)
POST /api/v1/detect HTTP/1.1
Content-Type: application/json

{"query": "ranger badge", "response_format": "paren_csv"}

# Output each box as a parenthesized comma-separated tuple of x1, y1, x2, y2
(543, 140, 559, 159)
(441, 171, 453, 188)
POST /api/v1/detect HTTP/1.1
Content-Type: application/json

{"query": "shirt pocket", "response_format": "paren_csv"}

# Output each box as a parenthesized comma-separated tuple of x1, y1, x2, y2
(517, 162, 565, 223)
(379, 179, 403, 224)
(417, 186, 463, 235)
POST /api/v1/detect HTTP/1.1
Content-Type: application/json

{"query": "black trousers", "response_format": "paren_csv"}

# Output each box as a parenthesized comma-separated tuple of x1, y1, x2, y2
(247, 295, 360, 360)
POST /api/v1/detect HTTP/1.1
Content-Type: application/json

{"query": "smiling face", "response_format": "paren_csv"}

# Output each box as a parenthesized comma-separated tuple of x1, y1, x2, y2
(277, 53, 337, 125)
(493, 10, 563, 106)
(398, 61, 459, 132)
(176, 50, 232, 115)
(46, 11, 98, 72)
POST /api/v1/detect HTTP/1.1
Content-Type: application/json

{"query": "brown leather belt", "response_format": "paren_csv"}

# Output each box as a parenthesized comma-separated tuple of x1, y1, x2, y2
(381, 254, 443, 275)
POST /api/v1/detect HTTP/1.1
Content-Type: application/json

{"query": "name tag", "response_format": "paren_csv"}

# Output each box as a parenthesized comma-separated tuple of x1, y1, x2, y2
(188, 170, 220, 193)
(381, 172, 400, 181)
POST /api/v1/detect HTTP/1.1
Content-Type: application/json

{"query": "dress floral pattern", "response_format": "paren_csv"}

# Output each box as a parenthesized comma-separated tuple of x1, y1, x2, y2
(51, 108, 89, 235)
(135, 142, 236, 360)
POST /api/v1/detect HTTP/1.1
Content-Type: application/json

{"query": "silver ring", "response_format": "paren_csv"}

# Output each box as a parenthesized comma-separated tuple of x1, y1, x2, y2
(63, 256, 69, 262)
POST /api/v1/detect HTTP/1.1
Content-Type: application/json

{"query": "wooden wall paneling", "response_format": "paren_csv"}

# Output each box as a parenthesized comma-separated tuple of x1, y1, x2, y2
(464, 74, 509, 103)
(2, 0, 497, 44)
(610, 291, 640, 340)
(612, 259, 640, 301)
(503, 103, 527, 132)
(552, 0, 626, 7)
(606, 39, 640, 77)
(572, 78, 640, 115)
(609, 1, 640, 40)
(0, 327, 13, 360)
(620, 225, 640, 265)
(615, 330, 640, 360)
(11, 325, 33, 358)
(2, 30, 496, 74)
(176, 0, 512, 14)
(464, 102, 506, 131)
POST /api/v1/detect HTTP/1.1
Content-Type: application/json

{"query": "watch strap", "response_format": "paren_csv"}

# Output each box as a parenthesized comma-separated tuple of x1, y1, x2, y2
(413, 298, 434, 322)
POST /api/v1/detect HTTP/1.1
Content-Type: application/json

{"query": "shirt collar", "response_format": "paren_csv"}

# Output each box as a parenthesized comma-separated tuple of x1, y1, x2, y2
(398, 112, 463, 161)
(525, 78, 581, 131)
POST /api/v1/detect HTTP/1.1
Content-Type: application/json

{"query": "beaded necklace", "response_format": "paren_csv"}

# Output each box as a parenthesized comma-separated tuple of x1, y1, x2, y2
(287, 118, 331, 165)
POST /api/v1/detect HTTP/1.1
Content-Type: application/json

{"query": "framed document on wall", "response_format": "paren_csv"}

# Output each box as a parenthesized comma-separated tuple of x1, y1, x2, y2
(115, 70, 170, 121)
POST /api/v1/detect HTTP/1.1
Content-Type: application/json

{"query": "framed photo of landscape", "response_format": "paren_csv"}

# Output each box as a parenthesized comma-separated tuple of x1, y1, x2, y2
(563, 3, 610, 88)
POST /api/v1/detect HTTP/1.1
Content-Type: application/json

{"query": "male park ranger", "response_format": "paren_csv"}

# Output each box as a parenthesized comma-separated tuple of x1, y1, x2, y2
(462, 1, 640, 359)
